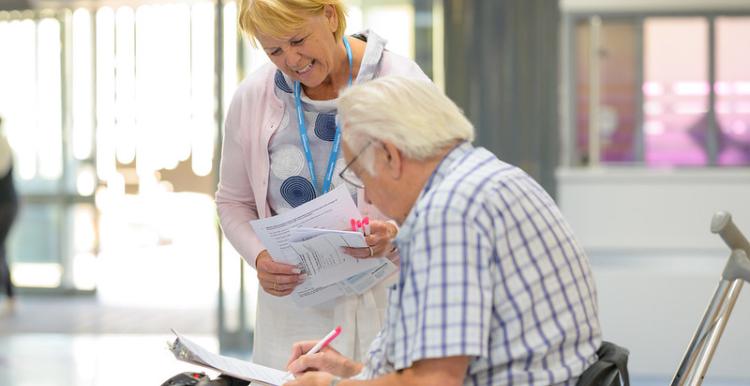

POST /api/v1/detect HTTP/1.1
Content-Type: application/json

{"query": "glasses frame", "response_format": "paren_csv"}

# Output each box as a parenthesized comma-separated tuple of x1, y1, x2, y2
(338, 141, 374, 190)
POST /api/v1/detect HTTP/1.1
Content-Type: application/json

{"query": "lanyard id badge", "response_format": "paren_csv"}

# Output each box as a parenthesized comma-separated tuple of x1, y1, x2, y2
(293, 37, 353, 196)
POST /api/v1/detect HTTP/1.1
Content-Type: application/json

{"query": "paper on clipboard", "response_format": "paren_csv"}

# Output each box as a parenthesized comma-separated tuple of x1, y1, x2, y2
(169, 330, 292, 386)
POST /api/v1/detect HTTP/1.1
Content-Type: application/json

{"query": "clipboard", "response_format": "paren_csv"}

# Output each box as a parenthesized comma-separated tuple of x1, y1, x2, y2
(168, 330, 293, 386)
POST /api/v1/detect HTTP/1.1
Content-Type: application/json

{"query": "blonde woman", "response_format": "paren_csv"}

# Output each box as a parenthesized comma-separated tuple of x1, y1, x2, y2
(215, 0, 429, 369)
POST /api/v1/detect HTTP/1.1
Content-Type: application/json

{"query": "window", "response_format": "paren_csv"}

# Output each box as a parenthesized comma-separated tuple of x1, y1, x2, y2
(716, 17, 750, 166)
(575, 19, 638, 164)
(571, 14, 750, 167)
(0, 3, 225, 291)
(643, 18, 709, 166)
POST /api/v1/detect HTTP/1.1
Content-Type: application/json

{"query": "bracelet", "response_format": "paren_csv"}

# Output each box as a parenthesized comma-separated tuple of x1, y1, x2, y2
(330, 376, 342, 386)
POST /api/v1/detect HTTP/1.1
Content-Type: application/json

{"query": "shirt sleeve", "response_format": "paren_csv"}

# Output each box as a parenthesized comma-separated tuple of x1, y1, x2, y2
(391, 203, 495, 370)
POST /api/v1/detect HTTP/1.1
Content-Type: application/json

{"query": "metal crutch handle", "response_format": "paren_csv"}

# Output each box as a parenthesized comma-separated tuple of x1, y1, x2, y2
(672, 212, 750, 386)
(689, 212, 750, 386)
(711, 211, 750, 255)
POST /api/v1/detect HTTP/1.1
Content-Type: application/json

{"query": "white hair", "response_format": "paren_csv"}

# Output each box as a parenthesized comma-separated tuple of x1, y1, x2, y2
(337, 76, 475, 174)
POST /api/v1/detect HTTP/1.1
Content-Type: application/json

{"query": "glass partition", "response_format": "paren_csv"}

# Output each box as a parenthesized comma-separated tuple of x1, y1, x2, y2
(716, 17, 750, 166)
(643, 18, 709, 166)
(576, 19, 638, 164)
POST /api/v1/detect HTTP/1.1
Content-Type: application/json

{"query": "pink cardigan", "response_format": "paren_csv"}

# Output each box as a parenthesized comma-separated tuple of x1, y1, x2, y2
(216, 53, 428, 268)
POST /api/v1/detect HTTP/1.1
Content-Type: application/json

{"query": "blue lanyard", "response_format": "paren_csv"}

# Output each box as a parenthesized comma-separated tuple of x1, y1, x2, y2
(293, 37, 353, 196)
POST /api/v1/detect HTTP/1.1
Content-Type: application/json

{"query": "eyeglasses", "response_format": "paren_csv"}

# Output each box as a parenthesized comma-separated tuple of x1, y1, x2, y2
(338, 141, 373, 190)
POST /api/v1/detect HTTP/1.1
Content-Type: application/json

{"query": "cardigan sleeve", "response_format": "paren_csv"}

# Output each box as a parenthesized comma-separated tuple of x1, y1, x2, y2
(215, 79, 268, 269)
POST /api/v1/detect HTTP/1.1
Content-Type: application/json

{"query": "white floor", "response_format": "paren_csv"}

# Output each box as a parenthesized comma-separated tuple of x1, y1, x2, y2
(0, 333, 747, 386)
(0, 334, 221, 386)
(0, 192, 246, 386)
(0, 292, 747, 386)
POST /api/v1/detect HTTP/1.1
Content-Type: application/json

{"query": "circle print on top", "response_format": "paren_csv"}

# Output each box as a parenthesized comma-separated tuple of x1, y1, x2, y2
(314, 113, 337, 141)
(274, 70, 293, 93)
(270, 144, 305, 180)
(280, 176, 317, 207)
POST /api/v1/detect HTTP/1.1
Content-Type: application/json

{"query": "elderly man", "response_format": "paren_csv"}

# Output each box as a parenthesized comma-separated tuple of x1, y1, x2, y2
(284, 76, 602, 386)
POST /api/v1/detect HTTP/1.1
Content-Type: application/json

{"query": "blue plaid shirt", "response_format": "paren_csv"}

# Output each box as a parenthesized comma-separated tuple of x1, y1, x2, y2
(360, 142, 601, 385)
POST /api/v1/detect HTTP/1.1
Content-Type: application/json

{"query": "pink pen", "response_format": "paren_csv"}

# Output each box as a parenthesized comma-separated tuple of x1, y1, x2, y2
(350, 218, 357, 232)
(363, 217, 370, 235)
(306, 326, 342, 356)
(284, 326, 343, 380)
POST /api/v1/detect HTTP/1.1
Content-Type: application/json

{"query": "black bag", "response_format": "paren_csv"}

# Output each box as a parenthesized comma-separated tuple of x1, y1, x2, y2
(160, 372, 250, 386)
(576, 341, 630, 386)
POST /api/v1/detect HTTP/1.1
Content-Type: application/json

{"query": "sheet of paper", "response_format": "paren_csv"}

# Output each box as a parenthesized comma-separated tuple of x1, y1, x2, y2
(250, 185, 361, 265)
(250, 186, 397, 306)
(288, 229, 382, 287)
(170, 330, 292, 386)
(291, 259, 398, 306)
(289, 227, 367, 243)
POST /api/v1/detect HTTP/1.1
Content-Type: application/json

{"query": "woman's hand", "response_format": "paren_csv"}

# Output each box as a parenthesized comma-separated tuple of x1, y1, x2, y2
(256, 250, 307, 296)
(283, 371, 335, 386)
(286, 340, 363, 378)
(342, 220, 398, 258)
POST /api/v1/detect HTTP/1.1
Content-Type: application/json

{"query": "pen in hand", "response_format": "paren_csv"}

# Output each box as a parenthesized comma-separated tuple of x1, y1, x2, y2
(285, 326, 343, 379)
(307, 325, 342, 356)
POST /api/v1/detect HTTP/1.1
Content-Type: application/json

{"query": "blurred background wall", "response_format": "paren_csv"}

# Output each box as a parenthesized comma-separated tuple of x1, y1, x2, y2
(0, 0, 750, 385)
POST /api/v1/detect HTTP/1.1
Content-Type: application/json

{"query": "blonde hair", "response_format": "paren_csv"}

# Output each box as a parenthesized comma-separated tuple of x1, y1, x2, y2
(238, 0, 347, 45)
(338, 76, 475, 174)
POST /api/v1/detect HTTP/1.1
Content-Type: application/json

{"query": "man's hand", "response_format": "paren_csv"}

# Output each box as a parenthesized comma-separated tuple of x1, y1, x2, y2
(284, 356, 470, 386)
(286, 340, 363, 378)
(282, 371, 334, 386)
(255, 250, 306, 296)
(342, 220, 398, 258)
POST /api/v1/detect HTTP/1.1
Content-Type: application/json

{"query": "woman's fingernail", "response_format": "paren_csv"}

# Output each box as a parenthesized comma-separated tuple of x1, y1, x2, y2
(298, 274, 308, 282)
(292, 268, 302, 274)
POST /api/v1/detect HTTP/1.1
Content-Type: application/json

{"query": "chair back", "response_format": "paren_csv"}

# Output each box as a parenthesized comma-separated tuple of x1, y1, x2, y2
(576, 341, 630, 386)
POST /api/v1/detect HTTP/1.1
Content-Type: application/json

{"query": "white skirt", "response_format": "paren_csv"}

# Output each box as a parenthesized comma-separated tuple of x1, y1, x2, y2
(251, 279, 392, 370)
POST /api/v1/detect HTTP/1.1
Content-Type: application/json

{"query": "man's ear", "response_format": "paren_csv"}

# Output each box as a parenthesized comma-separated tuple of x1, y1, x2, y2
(382, 141, 402, 179)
